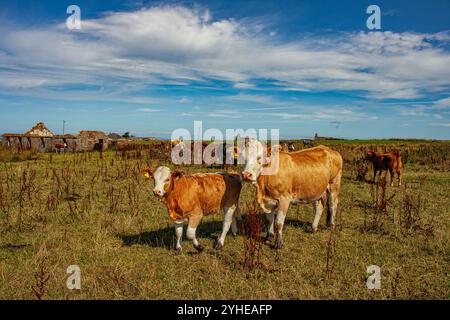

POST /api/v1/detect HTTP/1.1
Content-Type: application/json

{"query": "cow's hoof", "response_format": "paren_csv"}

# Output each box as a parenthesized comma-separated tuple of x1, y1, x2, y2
(194, 244, 204, 253)
(175, 247, 183, 255)
(214, 241, 223, 250)
(274, 239, 283, 250)
(265, 234, 275, 244)
(311, 227, 318, 233)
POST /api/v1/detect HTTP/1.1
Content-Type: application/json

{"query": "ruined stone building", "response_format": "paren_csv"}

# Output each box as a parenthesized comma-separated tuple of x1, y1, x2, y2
(2, 122, 109, 152)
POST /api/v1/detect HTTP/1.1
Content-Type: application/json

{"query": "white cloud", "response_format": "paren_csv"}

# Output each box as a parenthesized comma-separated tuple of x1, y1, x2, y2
(233, 82, 255, 89)
(430, 123, 450, 127)
(208, 109, 243, 118)
(433, 97, 450, 109)
(135, 108, 161, 112)
(0, 6, 449, 101)
(179, 97, 191, 103)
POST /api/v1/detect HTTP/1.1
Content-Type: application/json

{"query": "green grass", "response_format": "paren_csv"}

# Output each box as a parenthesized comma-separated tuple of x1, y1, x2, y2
(0, 146, 449, 299)
(316, 138, 450, 145)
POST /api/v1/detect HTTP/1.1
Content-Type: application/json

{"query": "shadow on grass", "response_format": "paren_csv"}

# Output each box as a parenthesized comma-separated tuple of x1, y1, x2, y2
(118, 218, 315, 251)
(117, 220, 223, 251)
(285, 219, 311, 231)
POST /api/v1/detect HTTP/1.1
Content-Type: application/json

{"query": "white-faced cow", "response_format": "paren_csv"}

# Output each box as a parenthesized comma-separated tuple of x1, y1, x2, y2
(242, 139, 343, 249)
(142, 166, 242, 253)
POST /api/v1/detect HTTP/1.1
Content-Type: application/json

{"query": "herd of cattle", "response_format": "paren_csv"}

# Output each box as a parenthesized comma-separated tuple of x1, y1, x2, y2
(142, 139, 404, 253)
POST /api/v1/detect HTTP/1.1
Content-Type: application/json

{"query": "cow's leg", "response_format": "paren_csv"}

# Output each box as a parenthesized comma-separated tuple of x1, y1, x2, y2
(231, 207, 241, 236)
(372, 166, 377, 184)
(265, 211, 275, 243)
(398, 170, 402, 187)
(187, 214, 204, 253)
(327, 173, 342, 229)
(274, 198, 290, 250)
(174, 220, 184, 254)
(389, 168, 394, 187)
(312, 199, 324, 233)
(215, 205, 237, 250)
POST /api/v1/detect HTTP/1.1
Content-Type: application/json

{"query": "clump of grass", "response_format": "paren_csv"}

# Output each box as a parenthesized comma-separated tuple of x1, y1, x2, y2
(241, 202, 264, 271)
(396, 187, 434, 238)
(362, 177, 395, 234)
(31, 257, 50, 300)
(355, 158, 368, 182)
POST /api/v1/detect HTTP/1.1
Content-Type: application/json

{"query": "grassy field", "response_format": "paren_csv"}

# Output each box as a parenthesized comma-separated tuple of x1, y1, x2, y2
(0, 142, 449, 299)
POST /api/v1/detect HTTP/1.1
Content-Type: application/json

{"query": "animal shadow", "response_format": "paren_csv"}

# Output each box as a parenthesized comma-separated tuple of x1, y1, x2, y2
(285, 219, 311, 232)
(117, 220, 223, 251)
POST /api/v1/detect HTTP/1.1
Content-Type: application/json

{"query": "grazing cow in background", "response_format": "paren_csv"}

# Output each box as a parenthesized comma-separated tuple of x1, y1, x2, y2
(54, 142, 67, 153)
(281, 142, 295, 152)
(171, 139, 184, 150)
(170, 140, 210, 165)
(365, 150, 403, 187)
(302, 139, 315, 148)
(242, 139, 343, 249)
(142, 166, 242, 253)
(94, 141, 104, 151)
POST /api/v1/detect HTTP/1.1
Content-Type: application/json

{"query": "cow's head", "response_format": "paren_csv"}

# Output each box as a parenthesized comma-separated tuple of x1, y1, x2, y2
(365, 150, 377, 161)
(142, 166, 183, 197)
(242, 139, 279, 182)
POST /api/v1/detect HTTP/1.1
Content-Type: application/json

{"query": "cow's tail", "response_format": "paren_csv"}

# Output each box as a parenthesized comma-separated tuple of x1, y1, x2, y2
(391, 149, 402, 170)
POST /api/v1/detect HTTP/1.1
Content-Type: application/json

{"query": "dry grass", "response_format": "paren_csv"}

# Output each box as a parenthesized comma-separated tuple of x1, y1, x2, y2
(0, 142, 449, 299)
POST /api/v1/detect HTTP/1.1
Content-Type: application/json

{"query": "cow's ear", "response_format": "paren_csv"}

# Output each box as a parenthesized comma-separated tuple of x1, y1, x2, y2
(172, 170, 184, 180)
(141, 167, 154, 178)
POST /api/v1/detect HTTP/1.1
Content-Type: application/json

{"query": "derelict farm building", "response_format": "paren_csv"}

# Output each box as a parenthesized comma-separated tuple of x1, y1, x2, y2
(1, 122, 109, 152)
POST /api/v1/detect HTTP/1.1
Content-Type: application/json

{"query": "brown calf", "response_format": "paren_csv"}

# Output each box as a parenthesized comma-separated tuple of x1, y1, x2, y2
(142, 166, 242, 253)
(365, 150, 403, 187)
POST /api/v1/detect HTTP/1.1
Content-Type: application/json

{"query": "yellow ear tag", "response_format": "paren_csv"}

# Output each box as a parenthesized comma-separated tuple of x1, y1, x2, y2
(144, 172, 150, 178)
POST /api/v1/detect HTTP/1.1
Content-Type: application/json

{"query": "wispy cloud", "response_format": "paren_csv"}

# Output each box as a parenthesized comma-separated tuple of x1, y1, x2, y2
(135, 108, 161, 112)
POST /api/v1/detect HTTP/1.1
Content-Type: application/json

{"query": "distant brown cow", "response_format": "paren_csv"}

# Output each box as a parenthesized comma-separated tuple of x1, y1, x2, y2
(54, 142, 67, 153)
(365, 150, 403, 187)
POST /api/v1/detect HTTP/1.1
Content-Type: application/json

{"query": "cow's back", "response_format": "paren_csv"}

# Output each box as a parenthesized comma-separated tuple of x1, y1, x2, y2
(260, 145, 342, 202)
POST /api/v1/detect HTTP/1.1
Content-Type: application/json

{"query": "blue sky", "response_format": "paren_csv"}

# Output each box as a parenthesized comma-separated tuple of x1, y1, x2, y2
(0, 0, 449, 139)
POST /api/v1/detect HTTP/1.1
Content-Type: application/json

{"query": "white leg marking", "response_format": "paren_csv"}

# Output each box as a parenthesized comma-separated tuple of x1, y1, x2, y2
(174, 221, 183, 251)
(275, 210, 286, 249)
(266, 212, 275, 236)
(186, 226, 199, 247)
(217, 207, 234, 247)
(312, 200, 323, 233)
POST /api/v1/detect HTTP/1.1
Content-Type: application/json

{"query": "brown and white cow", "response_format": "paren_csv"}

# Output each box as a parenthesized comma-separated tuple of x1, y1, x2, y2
(365, 150, 403, 187)
(54, 142, 67, 153)
(242, 139, 343, 249)
(281, 142, 295, 152)
(142, 166, 242, 253)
